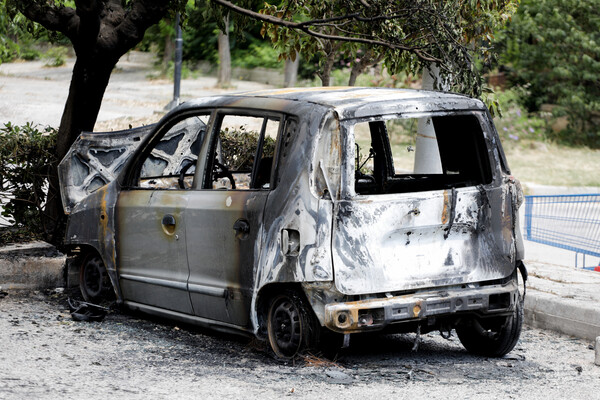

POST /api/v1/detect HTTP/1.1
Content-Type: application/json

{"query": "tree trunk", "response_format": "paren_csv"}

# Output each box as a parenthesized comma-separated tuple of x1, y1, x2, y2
(283, 53, 299, 87)
(348, 50, 383, 86)
(348, 65, 362, 86)
(217, 16, 231, 88)
(46, 55, 118, 243)
(318, 49, 337, 86)
(162, 27, 175, 71)
(55, 58, 115, 157)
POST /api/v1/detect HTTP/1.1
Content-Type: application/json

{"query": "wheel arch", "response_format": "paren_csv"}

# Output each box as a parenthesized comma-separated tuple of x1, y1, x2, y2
(64, 244, 122, 303)
(254, 282, 316, 340)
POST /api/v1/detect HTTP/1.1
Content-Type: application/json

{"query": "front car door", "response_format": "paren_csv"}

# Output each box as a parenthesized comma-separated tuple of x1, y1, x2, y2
(117, 115, 209, 314)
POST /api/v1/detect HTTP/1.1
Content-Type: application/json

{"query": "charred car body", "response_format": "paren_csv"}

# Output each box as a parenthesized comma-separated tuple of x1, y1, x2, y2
(59, 88, 526, 358)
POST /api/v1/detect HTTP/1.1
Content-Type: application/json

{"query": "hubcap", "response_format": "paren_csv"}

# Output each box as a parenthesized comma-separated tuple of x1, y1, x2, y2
(82, 258, 104, 299)
(271, 299, 302, 357)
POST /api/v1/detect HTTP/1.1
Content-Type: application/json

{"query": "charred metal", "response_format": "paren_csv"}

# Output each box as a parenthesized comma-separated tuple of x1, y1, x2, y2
(59, 87, 526, 359)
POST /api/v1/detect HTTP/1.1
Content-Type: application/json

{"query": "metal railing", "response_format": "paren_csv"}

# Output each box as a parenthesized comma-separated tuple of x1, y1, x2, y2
(524, 194, 600, 268)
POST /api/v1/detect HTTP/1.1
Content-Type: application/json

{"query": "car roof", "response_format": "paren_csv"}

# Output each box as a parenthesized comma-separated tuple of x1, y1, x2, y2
(233, 86, 468, 105)
(179, 87, 487, 120)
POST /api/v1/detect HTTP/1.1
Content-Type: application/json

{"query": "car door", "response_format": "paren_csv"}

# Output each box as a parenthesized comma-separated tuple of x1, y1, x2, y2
(186, 112, 281, 328)
(117, 114, 209, 314)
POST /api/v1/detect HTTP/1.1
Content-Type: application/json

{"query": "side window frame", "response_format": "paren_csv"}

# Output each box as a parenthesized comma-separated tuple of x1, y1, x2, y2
(122, 109, 214, 190)
(201, 109, 284, 191)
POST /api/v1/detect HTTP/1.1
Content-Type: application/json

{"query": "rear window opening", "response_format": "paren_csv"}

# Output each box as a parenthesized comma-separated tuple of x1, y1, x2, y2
(352, 114, 492, 195)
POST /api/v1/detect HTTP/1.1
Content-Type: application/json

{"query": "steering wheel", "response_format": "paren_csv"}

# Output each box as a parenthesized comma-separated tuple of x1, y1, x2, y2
(213, 161, 236, 189)
(178, 161, 195, 189)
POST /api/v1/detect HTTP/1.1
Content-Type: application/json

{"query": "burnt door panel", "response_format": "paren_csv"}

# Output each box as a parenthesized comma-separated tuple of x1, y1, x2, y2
(185, 190, 268, 327)
(117, 190, 193, 314)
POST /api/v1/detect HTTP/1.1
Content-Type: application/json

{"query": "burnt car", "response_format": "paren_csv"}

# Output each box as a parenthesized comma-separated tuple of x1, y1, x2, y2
(59, 87, 526, 358)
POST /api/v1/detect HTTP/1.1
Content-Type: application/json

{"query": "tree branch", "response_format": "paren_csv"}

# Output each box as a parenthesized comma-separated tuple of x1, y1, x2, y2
(74, 0, 103, 50)
(210, 0, 442, 64)
(112, 0, 172, 56)
(16, 2, 79, 40)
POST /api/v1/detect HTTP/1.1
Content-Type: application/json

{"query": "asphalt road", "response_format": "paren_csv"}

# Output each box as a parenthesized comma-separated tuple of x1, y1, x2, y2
(1, 290, 598, 400)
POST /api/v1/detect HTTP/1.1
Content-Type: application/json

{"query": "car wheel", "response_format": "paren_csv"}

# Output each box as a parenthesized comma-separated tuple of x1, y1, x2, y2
(456, 297, 523, 357)
(79, 254, 113, 303)
(267, 290, 319, 359)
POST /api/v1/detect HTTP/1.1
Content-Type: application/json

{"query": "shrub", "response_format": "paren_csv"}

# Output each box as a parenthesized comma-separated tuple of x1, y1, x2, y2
(220, 127, 275, 171)
(43, 46, 68, 67)
(0, 122, 57, 244)
(232, 43, 281, 70)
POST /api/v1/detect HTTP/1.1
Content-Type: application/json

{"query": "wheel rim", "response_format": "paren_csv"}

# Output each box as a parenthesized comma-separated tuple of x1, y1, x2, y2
(269, 297, 302, 358)
(81, 257, 105, 301)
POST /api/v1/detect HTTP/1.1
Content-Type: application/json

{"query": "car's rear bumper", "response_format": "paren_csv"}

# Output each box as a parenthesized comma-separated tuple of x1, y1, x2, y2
(323, 279, 518, 333)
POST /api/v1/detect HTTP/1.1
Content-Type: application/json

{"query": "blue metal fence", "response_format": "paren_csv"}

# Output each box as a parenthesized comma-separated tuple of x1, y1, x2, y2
(524, 194, 600, 266)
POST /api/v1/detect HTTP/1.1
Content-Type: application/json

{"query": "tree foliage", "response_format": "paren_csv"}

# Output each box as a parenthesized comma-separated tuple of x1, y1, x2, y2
(0, 0, 52, 63)
(498, 0, 600, 147)
(5, 0, 187, 242)
(212, 0, 518, 97)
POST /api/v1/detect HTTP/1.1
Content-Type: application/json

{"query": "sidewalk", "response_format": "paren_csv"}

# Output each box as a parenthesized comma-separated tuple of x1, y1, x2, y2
(1, 241, 599, 342)
(524, 260, 600, 341)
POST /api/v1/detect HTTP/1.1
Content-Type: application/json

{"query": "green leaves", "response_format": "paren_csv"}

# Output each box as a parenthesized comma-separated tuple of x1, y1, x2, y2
(498, 0, 600, 147)
(249, 0, 518, 95)
(0, 123, 58, 242)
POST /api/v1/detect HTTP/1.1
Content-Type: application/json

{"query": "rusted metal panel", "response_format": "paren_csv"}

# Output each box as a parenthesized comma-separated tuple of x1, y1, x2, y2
(64, 181, 122, 301)
(323, 279, 519, 333)
(250, 109, 338, 330)
(331, 187, 515, 295)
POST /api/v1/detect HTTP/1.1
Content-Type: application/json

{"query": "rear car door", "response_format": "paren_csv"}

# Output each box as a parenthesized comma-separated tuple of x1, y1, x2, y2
(186, 112, 281, 328)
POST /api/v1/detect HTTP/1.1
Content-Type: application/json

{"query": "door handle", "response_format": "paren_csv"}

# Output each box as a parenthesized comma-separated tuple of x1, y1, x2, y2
(233, 218, 250, 240)
(161, 214, 176, 235)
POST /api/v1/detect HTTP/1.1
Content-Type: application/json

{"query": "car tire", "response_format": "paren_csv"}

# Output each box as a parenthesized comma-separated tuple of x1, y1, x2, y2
(79, 254, 113, 304)
(456, 297, 523, 357)
(266, 289, 319, 359)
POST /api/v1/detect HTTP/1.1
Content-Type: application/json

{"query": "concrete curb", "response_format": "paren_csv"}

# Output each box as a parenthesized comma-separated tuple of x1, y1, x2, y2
(522, 261, 600, 342)
(0, 242, 65, 290)
(524, 290, 600, 342)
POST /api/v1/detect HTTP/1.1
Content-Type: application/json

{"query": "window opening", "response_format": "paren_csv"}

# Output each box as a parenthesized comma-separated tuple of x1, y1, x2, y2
(208, 115, 280, 190)
(352, 114, 492, 195)
(138, 115, 209, 189)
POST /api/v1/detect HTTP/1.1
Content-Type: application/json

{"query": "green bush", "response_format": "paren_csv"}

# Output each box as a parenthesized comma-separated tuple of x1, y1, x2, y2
(0, 122, 57, 244)
(232, 43, 281, 70)
(497, 0, 600, 147)
(43, 46, 68, 67)
(492, 88, 548, 145)
(220, 127, 275, 171)
(20, 46, 40, 60)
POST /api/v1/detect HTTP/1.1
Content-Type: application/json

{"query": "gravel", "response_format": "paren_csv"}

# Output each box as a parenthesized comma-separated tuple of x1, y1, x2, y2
(1, 290, 599, 399)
